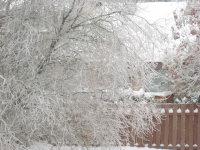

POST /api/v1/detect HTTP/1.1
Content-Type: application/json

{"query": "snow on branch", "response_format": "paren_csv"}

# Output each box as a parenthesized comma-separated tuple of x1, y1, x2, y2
(0, 0, 164, 148)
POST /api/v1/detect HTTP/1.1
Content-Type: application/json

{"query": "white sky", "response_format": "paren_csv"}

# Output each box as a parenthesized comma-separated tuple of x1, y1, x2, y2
(138, 2, 186, 28)
(136, 2, 186, 61)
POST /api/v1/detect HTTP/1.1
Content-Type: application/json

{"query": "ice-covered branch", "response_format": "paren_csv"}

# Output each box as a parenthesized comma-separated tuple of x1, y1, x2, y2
(0, 0, 166, 148)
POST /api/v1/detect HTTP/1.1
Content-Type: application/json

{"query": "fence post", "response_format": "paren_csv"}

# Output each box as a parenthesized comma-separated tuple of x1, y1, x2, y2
(197, 104, 200, 150)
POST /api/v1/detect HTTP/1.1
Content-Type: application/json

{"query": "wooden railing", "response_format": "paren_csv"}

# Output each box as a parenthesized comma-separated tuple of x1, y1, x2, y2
(125, 104, 200, 150)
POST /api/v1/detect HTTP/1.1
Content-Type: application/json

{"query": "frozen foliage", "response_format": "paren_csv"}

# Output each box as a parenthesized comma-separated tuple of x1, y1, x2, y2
(165, 1, 200, 103)
(0, 0, 163, 149)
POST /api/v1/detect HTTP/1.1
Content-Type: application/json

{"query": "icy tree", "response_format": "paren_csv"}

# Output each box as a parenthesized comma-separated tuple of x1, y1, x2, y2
(166, 1, 200, 103)
(0, 0, 163, 149)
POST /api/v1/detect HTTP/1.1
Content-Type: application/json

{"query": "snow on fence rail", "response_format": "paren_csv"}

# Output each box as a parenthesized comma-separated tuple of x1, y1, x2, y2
(123, 104, 200, 150)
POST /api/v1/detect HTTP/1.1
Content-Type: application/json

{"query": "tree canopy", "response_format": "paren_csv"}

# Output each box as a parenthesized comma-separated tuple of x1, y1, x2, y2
(0, 0, 166, 149)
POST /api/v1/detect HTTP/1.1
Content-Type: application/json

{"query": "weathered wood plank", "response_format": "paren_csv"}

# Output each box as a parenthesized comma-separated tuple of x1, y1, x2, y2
(185, 104, 190, 146)
(161, 111, 165, 146)
(138, 137, 143, 147)
(164, 105, 169, 149)
(177, 104, 181, 146)
(156, 105, 161, 149)
(152, 117, 157, 147)
(169, 109, 173, 145)
(194, 105, 198, 145)
(148, 132, 153, 148)
(189, 104, 194, 150)
(172, 105, 177, 150)
(129, 126, 134, 146)
(181, 104, 186, 150)
(197, 104, 200, 150)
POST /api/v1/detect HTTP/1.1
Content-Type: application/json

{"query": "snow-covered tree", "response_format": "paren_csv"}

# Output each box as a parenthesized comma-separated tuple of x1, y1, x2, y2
(0, 0, 164, 149)
(167, 1, 200, 103)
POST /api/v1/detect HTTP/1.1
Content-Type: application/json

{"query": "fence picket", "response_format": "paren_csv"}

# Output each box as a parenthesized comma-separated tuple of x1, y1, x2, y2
(161, 113, 165, 146)
(197, 104, 200, 150)
(152, 117, 157, 147)
(164, 104, 169, 149)
(186, 104, 190, 147)
(148, 132, 153, 148)
(138, 137, 143, 147)
(177, 104, 181, 146)
(189, 104, 194, 150)
(169, 105, 173, 145)
(172, 105, 177, 150)
(181, 104, 186, 150)
(129, 126, 134, 146)
(155, 105, 161, 148)
(194, 105, 198, 146)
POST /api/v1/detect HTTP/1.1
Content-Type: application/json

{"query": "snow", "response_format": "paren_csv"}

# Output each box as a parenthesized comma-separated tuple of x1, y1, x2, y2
(124, 89, 172, 99)
(135, 143, 139, 146)
(193, 144, 197, 147)
(161, 108, 165, 113)
(169, 108, 173, 113)
(182, 97, 187, 103)
(177, 108, 181, 113)
(168, 144, 172, 147)
(160, 144, 164, 147)
(185, 108, 190, 113)
(194, 108, 198, 113)
(145, 91, 172, 97)
(175, 98, 180, 103)
(133, 88, 145, 97)
(26, 142, 167, 150)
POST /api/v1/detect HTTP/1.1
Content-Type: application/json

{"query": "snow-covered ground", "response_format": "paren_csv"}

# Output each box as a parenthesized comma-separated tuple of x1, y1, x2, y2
(27, 142, 165, 150)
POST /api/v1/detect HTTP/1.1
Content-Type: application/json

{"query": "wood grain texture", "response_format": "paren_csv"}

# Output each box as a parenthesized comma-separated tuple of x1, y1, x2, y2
(127, 104, 198, 149)
(148, 132, 153, 148)
(172, 105, 177, 150)
(197, 104, 200, 150)
(181, 104, 186, 150)
(189, 104, 194, 150)
(164, 105, 169, 149)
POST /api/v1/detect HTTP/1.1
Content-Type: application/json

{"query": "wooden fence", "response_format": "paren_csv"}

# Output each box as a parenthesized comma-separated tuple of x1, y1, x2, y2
(124, 104, 200, 150)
